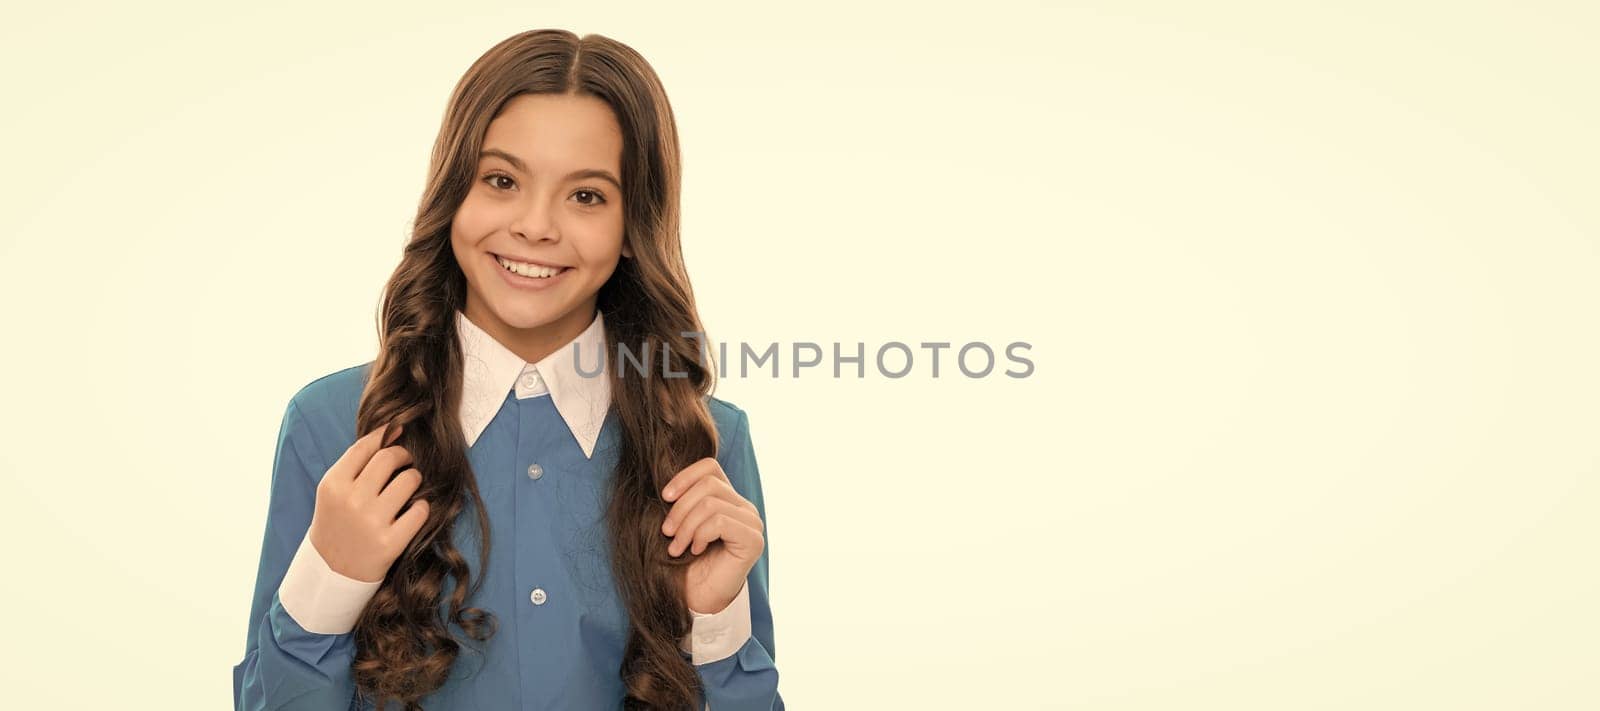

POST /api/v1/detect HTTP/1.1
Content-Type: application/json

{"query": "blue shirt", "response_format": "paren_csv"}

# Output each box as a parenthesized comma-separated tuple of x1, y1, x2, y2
(233, 311, 782, 710)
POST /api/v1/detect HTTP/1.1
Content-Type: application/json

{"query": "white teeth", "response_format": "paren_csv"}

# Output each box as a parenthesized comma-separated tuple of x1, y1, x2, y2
(495, 255, 565, 278)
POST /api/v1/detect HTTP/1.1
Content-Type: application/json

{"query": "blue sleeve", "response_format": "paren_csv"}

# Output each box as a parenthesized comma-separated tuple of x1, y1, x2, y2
(697, 407, 784, 710)
(233, 398, 361, 710)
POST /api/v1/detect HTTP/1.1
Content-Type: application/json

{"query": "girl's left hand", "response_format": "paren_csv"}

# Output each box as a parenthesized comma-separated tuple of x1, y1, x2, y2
(660, 456, 764, 615)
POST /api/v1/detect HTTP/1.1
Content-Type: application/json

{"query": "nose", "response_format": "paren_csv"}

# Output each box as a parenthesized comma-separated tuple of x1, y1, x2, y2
(509, 195, 561, 244)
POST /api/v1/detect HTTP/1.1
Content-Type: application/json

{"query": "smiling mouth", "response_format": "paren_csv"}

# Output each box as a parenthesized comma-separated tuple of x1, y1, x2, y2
(493, 253, 571, 279)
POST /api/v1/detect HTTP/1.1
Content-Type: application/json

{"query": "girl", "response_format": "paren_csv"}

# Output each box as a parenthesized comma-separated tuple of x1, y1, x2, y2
(232, 30, 782, 710)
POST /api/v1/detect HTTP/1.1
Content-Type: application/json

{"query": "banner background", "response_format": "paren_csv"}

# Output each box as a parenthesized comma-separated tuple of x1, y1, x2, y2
(2, 2, 1595, 708)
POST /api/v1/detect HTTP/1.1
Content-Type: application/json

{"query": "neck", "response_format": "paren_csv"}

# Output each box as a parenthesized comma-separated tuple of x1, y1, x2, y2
(463, 295, 597, 365)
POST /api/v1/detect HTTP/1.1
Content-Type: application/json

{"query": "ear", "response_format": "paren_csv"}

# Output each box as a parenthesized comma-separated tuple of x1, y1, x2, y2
(621, 241, 634, 259)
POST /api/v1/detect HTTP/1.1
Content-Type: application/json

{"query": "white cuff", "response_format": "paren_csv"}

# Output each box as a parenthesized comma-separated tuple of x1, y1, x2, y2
(277, 533, 383, 634)
(680, 579, 752, 665)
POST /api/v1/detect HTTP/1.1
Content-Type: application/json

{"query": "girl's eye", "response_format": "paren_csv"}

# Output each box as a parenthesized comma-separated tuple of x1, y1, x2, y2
(483, 173, 516, 191)
(481, 173, 607, 208)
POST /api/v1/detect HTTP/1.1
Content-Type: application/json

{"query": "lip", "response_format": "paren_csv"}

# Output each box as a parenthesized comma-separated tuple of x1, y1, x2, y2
(490, 252, 571, 291)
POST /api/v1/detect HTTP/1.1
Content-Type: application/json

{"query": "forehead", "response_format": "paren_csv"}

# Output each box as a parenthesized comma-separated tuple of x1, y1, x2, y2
(481, 93, 623, 172)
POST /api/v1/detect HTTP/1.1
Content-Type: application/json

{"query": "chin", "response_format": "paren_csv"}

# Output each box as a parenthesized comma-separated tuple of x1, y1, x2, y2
(490, 299, 564, 328)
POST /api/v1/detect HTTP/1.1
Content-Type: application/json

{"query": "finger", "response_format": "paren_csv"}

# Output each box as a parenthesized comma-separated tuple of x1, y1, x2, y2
(377, 467, 423, 518)
(683, 512, 758, 557)
(355, 444, 414, 499)
(688, 516, 731, 556)
(716, 495, 763, 531)
(662, 475, 734, 536)
(669, 497, 739, 557)
(673, 494, 762, 553)
(703, 516, 762, 558)
(333, 422, 403, 483)
(669, 497, 726, 556)
(391, 498, 430, 545)
(660, 457, 727, 502)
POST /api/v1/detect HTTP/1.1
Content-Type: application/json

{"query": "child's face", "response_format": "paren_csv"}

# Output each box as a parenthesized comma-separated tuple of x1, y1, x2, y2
(451, 92, 631, 338)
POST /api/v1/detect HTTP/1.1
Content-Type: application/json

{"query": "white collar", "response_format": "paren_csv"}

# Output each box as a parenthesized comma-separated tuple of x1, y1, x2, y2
(455, 308, 611, 458)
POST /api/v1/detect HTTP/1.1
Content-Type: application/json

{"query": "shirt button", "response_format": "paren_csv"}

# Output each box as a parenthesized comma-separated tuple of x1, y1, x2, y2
(529, 587, 547, 606)
(527, 463, 544, 480)
(521, 373, 541, 389)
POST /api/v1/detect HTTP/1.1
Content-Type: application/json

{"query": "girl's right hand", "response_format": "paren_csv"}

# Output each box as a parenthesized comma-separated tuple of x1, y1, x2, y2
(306, 422, 431, 583)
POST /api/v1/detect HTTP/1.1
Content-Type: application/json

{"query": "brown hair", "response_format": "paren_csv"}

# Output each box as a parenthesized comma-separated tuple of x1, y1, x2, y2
(350, 29, 717, 710)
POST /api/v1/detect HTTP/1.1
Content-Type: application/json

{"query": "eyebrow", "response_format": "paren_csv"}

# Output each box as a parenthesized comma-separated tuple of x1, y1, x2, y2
(479, 148, 622, 191)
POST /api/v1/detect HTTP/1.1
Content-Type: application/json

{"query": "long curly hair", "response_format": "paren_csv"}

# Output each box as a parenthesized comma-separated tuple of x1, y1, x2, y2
(348, 29, 719, 710)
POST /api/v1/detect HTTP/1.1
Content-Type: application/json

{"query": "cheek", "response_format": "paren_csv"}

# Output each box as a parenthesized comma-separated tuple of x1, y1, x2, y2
(575, 225, 627, 268)
(452, 201, 492, 240)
